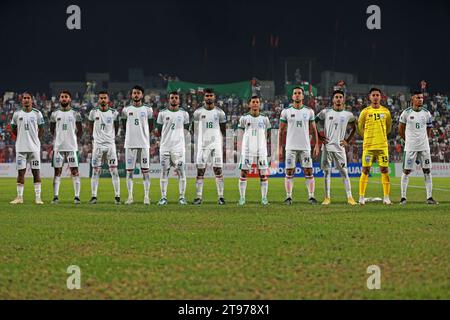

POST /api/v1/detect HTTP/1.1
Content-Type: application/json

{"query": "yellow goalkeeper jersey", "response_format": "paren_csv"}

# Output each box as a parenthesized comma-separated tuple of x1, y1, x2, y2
(358, 105, 392, 150)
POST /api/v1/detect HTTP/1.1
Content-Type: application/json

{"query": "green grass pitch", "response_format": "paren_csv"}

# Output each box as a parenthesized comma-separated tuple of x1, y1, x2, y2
(0, 177, 449, 299)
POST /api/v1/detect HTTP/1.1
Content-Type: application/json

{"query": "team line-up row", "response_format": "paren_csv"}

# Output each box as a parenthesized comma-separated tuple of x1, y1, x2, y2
(9, 86, 438, 206)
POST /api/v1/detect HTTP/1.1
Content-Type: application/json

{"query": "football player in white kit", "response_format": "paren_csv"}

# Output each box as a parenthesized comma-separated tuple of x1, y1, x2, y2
(399, 91, 438, 205)
(121, 86, 154, 205)
(278, 87, 320, 205)
(191, 88, 227, 205)
(156, 91, 190, 205)
(315, 90, 357, 205)
(237, 96, 271, 206)
(88, 91, 121, 204)
(50, 90, 83, 204)
(10, 92, 45, 204)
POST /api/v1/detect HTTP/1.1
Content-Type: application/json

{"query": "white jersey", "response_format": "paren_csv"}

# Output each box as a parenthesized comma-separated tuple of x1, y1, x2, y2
(157, 108, 190, 153)
(50, 109, 81, 152)
(280, 105, 315, 151)
(316, 108, 356, 152)
(193, 106, 226, 150)
(122, 105, 153, 148)
(399, 107, 432, 152)
(238, 113, 271, 157)
(11, 108, 45, 153)
(88, 108, 119, 147)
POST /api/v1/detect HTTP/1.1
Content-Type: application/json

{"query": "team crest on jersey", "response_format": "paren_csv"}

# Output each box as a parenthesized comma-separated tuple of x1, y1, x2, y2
(365, 155, 371, 163)
(303, 114, 308, 119)
(380, 114, 385, 119)
(30, 117, 35, 123)
(214, 114, 219, 121)
(176, 115, 183, 123)
(140, 112, 145, 118)
(107, 117, 112, 123)
(68, 117, 73, 122)
(340, 116, 345, 122)
(258, 121, 264, 128)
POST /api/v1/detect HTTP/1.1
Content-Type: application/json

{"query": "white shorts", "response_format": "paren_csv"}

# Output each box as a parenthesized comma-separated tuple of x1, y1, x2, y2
(321, 149, 347, 170)
(160, 151, 186, 171)
(125, 148, 150, 170)
(196, 148, 223, 169)
(92, 145, 118, 168)
(53, 151, 79, 168)
(239, 155, 268, 171)
(16, 152, 41, 170)
(285, 149, 312, 169)
(403, 150, 432, 170)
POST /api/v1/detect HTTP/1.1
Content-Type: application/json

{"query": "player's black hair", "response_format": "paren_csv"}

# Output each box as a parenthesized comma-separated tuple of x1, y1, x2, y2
(98, 90, 109, 96)
(59, 90, 72, 98)
(22, 91, 33, 98)
(411, 90, 423, 96)
(292, 86, 304, 94)
(204, 88, 215, 94)
(131, 85, 144, 95)
(248, 95, 261, 103)
(168, 91, 179, 96)
(369, 87, 382, 94)
(332, 90, 345, 98)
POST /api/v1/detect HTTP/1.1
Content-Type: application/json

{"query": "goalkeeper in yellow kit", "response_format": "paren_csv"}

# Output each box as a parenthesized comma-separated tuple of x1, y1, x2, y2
(357, 88, 392, 205)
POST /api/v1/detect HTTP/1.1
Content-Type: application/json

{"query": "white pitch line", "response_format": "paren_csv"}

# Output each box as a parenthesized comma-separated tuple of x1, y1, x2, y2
(371, 181, 450, 192)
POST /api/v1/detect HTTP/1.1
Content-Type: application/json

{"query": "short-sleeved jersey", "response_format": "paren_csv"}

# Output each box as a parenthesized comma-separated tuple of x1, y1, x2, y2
(88, 108, 119, 147)
(11, 108, 45, 152)
(122, 105, 153, 149)
(157, 108, 190, 153)
(280, 105, 315, 151)
(238, 113, 271, 157)
(50, 109, 82, 152)
(358, 105, 392, 150)
(399, 107, 432, 152)
(316, 108, 356, 152)
(193, 106, 227, 150)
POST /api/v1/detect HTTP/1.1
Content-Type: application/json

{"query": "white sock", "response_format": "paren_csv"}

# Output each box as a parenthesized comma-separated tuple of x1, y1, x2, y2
(340, 168, 352, 198)
(179, 177, 186, 198)
(285, 175, 294, 198)
(401, 173, 409, 199)
(424, 173, 432, 199)
(17, 183, 24, 198)
(324, 169, 331, 198)
(260, 179, 268, 199)
(196, 176, 204, 198)
(72, 175, 81, 198)
(160, 178, 168, 198)
(305, 176, 315, 198)
(215, 175, 224, 198)
(110, 168, 120, 197)
(239, 178, 247, 199)
(126, 171, 133, 199)
(91, 169, 100, 197)
(143, 171, 150, 199)
(34, 183, 41, 199)
(53, 176, 61, 197)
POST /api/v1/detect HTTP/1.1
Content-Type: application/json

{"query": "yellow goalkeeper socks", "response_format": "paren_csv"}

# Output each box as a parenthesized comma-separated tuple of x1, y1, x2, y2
(359, 172, 369, 196)
(381, 172, 391, 197)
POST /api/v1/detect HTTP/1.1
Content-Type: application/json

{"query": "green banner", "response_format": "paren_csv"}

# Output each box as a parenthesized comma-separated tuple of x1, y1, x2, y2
(285, 83, 317, 97)
(90, 163, 139, 178)
(370, 163, 396, 177)
(167, 80, 252, 99)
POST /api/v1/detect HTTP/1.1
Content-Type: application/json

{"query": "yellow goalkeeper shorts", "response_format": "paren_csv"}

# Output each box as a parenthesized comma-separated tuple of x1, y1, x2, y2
(362, 149, 389, 167)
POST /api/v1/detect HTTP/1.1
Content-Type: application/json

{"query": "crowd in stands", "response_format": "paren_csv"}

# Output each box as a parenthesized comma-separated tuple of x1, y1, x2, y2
(1, 89, 449, 165)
